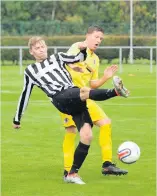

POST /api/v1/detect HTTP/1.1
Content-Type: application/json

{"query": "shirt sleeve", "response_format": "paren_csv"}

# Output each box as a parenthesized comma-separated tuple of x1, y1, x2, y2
(91, 69, 98, 81)
(67, 43, 80, 55)
(13, 74, 34, 124)
(57, 49, 87, 64)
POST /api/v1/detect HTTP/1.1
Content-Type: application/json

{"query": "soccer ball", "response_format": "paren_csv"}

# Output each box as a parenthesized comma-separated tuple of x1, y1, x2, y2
(117, 141, 140, 164)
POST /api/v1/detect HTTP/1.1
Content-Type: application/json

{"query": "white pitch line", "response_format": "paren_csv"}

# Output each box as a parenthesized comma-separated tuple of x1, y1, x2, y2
(129, 96, 156, 99)
(0, 90, 20, 94)
(103, 103, 156, 106)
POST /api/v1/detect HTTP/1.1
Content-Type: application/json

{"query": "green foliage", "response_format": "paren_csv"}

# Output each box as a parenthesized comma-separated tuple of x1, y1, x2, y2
(1, 35, 156, 64)
(2, 1, 156, 36)
(2, 35, 156, 46)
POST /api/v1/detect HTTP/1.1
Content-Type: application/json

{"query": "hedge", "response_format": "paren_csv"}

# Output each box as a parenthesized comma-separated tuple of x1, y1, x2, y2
(1, 35, 156, 64)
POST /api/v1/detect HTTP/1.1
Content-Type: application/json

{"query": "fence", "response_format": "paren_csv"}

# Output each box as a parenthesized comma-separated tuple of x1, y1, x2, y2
(1, 46, 157, 74)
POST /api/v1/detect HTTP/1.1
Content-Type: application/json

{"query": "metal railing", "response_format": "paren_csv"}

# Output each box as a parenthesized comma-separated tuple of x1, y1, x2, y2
(1, 46, 156, 74)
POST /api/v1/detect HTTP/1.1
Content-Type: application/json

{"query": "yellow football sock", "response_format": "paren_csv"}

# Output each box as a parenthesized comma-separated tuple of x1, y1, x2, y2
(99, 124, 112, 163)
(63, 131, 76, 172)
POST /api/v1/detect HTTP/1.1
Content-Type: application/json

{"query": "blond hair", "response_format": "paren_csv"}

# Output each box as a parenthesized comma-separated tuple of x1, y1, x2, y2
(28, 36, 46, 49)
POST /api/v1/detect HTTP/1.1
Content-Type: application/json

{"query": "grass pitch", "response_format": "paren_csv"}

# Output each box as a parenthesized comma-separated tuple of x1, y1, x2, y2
(1, 64, 156, 196)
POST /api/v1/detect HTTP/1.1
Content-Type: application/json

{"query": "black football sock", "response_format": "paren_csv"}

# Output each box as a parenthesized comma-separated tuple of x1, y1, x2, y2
(89, 89, 117, 101)
(69, 142, 90, 174)
(102, 161, 112, 168)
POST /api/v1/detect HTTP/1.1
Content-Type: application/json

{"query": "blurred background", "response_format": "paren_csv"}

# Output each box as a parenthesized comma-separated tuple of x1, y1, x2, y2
(1, 0, 157, 72)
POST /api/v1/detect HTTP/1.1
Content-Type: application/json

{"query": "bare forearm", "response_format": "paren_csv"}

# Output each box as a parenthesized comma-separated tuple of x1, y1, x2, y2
(90, 64, 118, 89)
(90, 76, 109, 89)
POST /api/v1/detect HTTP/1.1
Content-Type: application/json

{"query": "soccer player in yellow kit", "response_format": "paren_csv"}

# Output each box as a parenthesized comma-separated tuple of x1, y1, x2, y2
(61, 26, 128, 180)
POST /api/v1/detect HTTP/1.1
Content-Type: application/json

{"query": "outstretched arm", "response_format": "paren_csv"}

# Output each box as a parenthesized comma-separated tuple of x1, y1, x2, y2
(90, 65, 118, 89)
(13, 74, 34, 129)
(58, 41, 87, 64)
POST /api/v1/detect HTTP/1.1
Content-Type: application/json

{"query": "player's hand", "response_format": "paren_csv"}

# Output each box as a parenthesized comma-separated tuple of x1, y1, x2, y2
(103, 64, 118, 79)
(78, 41, 87, 50)
(13, 123, 21, 129)
(69, 64, 83, 72)
(72, 66, 83, 72)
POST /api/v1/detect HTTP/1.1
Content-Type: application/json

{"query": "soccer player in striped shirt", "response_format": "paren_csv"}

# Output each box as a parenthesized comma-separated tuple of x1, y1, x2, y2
(13, 36, 129, 184)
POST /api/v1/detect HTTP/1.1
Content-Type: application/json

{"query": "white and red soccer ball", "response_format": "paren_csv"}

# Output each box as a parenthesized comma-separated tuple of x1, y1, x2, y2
(117, 141, 140, 164)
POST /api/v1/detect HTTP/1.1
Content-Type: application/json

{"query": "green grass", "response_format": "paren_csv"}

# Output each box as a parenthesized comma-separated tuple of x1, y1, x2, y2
(1, 64, 156, 196)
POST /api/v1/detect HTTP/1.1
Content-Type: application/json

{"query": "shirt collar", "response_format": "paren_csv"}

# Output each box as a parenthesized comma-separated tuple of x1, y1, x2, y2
(87, 47, 94, 55)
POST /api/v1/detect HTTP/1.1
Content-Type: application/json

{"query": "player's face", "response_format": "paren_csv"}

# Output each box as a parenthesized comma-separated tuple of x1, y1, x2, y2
(86, 31, 104, 51)
(30, 41, 48, 62)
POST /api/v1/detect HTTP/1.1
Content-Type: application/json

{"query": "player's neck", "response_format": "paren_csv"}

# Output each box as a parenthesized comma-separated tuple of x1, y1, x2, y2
(88, 48, 94, 54)
(36, 58, 45, 63)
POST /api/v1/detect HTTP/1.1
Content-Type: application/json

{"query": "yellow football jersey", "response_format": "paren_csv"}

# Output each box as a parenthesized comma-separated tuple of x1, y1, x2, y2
(66, 42, 100, 88)
(60, 42, 108, 127)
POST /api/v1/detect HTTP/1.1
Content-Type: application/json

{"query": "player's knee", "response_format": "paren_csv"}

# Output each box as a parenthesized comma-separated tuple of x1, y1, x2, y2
(80, 87, 90, 101)
(80, 133, 93, 143)
(65, 126, 76, 133)
(80, 123, 93, 143)
(95, 118, 111, 127)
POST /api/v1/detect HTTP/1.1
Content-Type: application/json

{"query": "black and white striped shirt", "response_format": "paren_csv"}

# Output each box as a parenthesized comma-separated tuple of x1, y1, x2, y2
(13, 49, 87, 124)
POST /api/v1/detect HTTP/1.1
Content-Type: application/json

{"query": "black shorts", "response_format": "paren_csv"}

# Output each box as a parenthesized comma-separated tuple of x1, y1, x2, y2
(52, 87, 93, 131)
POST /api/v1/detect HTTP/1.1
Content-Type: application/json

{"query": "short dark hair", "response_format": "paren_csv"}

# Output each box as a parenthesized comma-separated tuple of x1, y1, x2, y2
(87, 25, 104, 34)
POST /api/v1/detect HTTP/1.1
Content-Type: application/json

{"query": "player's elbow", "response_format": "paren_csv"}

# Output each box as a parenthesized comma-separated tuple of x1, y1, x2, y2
(90, 83, 99, 89)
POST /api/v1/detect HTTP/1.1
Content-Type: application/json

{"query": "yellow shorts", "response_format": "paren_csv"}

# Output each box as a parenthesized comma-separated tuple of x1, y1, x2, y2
(60, 99, 108, 127)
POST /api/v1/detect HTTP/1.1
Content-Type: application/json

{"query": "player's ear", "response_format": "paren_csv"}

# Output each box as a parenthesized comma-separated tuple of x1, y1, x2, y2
(45, 44, 48, 50)
(29, 49, 33, 56)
